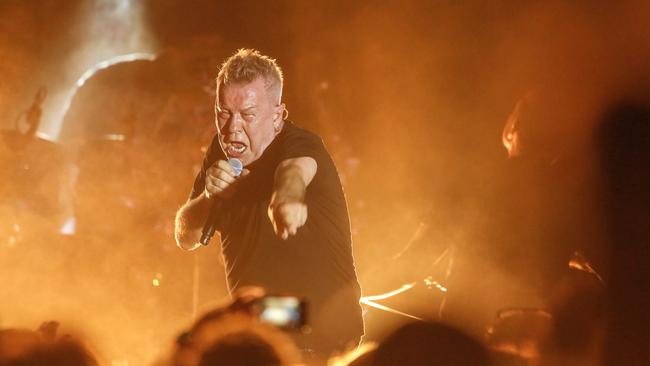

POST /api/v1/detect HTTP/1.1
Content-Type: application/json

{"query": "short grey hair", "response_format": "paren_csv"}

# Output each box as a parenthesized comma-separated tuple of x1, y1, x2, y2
(216, 48, 284, 102)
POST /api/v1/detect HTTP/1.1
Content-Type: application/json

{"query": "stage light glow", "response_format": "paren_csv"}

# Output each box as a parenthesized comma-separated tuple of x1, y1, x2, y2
(36, 0, 157, 141)
(361, 283, 416, 302)
(361, 283, 424, 321)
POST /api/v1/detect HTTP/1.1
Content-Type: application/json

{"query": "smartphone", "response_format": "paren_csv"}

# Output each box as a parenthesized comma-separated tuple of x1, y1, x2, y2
(253, 295, 308, 332)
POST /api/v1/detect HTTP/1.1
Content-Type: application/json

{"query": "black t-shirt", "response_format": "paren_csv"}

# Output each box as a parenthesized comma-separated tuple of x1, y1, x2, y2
(190, 121, 363, 347)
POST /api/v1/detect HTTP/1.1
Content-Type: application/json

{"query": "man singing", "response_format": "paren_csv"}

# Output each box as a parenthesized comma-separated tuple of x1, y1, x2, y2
(174, 49, 364, 357)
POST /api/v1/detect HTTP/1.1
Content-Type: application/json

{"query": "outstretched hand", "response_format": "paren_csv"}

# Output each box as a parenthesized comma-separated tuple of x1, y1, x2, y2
(267, 156, 316, 240)
(268, 200, 308, 240)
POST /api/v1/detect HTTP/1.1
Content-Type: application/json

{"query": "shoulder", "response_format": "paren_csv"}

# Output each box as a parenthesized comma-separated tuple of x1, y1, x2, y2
(280, 121, 322, 142)
(277, 121, 327, 159)
(277, 122, 343, 184)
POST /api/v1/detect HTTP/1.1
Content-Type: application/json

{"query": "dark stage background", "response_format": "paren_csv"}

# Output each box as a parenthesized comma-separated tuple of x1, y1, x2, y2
(1, 1, 648, 365)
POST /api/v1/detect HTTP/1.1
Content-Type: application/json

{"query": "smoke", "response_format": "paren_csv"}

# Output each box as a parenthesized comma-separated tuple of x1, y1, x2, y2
(39, 0, 158, 140)
(1, 0, 649, 363)
(282, 0, 650, 337)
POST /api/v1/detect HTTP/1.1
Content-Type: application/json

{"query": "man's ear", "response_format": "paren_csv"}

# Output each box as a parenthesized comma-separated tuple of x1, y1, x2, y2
(274, 103, 286, 121)
(274, 103, 286, 131)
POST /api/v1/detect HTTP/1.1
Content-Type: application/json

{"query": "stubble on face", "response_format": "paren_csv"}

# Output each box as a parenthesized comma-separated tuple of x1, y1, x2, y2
(215, 77, 282, 165)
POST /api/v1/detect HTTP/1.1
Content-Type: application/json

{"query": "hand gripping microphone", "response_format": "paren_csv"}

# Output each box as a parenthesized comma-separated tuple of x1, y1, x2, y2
(199, 158, 243, 246)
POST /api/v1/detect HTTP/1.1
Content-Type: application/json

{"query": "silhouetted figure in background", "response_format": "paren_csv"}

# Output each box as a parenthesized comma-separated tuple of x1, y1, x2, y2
(598, 100, 650, 366)
(496, 90, 605, 293)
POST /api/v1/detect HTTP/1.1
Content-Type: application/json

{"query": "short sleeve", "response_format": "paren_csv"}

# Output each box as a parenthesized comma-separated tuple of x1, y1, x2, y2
(279, 124, 328, 163)
(277, 123, 341, 197)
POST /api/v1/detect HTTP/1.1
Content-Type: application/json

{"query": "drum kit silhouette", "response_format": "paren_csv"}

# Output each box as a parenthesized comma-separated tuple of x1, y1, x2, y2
(360, 216, 604, 342)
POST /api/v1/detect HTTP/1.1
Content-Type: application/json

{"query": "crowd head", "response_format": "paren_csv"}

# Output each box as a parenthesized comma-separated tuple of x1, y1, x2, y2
(0, 326, 98, 366)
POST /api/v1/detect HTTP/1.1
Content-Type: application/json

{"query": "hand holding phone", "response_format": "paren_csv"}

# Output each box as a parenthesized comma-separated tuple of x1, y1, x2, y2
(253, 295, 308, 332)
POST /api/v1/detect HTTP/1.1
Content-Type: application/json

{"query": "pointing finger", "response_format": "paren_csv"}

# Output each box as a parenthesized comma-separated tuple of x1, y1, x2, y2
(288, 224, 298, 236)
(298, 206, 307, 226)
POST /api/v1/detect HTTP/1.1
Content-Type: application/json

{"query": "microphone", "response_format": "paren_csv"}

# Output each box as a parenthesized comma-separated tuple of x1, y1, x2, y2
(199, 158, 243, 246)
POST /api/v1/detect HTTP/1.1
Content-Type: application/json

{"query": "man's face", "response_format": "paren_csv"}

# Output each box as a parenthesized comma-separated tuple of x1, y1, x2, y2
(216, 77, 282, 166)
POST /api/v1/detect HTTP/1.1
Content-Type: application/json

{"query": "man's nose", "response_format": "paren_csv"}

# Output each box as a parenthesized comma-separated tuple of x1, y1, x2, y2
(226, 114, 244, 133)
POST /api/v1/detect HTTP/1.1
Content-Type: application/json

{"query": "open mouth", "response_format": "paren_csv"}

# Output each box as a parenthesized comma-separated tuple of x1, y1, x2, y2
(226, 142, 247, 156)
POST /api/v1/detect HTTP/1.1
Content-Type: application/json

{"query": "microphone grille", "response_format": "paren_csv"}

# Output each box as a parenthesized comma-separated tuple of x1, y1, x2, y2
(228, 158, 243, 177)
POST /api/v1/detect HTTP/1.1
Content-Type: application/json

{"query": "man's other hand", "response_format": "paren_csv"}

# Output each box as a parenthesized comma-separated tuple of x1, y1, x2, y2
(268, 201, 308, 240)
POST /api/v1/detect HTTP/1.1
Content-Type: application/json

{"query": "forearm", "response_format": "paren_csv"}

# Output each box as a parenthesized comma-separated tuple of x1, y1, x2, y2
(271, 157, 317, 204)
(271, 164, 308, 205)
(174, 191, 213, 250)
(267, 158, 317, 239)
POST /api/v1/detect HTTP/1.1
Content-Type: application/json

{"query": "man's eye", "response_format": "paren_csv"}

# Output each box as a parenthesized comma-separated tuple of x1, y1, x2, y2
(242, 113, 255, 119)
(217, 112, 230, 119)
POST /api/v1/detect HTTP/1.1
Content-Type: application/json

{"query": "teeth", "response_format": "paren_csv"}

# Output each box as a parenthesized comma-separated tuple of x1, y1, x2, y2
(230, 144, 246, 153)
